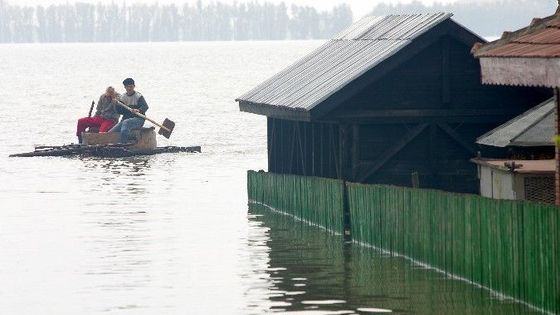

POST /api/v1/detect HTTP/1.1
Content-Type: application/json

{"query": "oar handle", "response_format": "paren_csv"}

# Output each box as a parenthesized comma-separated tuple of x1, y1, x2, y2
(115, 99, 171, 132)
(88, 100, 95, 117)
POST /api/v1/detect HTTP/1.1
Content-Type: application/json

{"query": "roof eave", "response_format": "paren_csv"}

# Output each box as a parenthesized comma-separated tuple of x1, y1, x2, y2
(508, 141, 554, 147)
(479, 56, 560, 87)
(238, 100, 312, 122)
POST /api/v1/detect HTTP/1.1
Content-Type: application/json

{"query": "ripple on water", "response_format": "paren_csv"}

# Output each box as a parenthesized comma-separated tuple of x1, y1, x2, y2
(301, 300, 347, 305)
(357, 308, 393, 313)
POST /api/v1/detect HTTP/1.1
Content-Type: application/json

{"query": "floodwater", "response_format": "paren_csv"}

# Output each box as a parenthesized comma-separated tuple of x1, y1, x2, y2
(0, 41, 541, 314)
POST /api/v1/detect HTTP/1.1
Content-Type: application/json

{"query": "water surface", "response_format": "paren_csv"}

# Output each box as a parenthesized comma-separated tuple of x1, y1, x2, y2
(0, 41, 541, 314)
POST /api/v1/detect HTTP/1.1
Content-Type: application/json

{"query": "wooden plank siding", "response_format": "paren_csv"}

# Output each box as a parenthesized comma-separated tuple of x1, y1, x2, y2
(266, 32, 552, 194)
(268, 119, 341, 179)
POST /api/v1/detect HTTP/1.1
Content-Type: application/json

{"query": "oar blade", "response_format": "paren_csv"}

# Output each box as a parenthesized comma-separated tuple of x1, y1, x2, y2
(159, 118, 175, 139)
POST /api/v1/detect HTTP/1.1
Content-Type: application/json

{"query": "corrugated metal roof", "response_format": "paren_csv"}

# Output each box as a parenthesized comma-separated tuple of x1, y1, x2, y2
(238, 13, 452, 113)
(512, 110, 555, 146)
(474, 14, 560, 58)
(476, 98, 555, 147)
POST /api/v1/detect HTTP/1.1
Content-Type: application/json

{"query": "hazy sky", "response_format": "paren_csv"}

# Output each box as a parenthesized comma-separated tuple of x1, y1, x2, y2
(3, 0, 492, 18)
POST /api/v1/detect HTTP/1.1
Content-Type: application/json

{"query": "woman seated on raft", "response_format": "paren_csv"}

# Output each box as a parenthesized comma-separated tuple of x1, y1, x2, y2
(76, 86, 120, 144)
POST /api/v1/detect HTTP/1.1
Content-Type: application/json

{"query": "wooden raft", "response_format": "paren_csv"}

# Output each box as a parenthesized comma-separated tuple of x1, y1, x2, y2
(10, 128, 201, 158)
(10, 144, 201, 158)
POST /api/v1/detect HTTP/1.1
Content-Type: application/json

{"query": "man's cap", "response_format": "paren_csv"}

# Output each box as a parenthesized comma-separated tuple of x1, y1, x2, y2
(123, 78, 135, 86)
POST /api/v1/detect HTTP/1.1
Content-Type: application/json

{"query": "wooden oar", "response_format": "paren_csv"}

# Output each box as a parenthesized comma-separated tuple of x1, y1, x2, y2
(115, 99, 175, 139)
(88, 100, 95, 117)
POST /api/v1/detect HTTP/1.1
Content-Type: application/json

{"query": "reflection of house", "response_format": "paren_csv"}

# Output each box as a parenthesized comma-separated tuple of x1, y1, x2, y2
(472, 98, 555, 204)
(238, 13, 551, 193)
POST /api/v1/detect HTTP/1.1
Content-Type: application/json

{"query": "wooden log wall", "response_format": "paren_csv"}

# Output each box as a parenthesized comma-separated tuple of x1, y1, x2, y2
(268, 118, 487, 192)
(267, 118, 342, 179)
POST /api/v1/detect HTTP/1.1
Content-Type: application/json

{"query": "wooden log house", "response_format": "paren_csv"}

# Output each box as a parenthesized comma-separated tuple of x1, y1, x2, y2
(238, 13, 551, 193)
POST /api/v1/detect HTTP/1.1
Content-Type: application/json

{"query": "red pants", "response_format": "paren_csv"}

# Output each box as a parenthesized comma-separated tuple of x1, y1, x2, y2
(76, 116, 116, 136)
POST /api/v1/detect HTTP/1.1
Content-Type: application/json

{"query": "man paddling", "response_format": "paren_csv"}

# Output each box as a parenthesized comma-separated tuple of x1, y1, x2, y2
(76, 86, 120, 144)
(109, 78, 149, 144)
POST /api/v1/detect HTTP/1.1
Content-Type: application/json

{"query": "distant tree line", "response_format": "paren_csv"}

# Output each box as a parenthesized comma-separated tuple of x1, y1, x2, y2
(371, 0, 558, 37)
(0, 0, 353, 43)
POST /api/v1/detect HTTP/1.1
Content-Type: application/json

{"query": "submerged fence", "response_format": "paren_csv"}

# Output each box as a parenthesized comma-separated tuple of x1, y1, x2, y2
(247, 171, 560, 314)
(247, 171, 345, 234)
(348, 184, 559, 314)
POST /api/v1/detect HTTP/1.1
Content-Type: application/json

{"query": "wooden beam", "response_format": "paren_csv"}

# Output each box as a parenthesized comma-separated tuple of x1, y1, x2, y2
(429, 124, 438, 183)
(554, 87, 560, 206)
(276, 119, 282, 173)
(289, 121, 297, 173)
(297, 122, 307, 175)
(328, 124, 333, 177)
(442, 38, 451, 105)
(311, 123, 316, 176)
(331, 109, 523, 119)
(337, 116, 521, 124)
(330, 125, 340, 179)
(351, 124, 360, 181)
(437, 123, 477, 156)
(357, 124, 428, 182)
(339, 124, 352, 180)
(320, 123, 324, 176)
(267, 118, 275, 171)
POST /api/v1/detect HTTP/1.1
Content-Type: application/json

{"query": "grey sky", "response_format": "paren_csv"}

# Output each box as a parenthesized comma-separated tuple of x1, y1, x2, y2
(4, 0, 492, 18)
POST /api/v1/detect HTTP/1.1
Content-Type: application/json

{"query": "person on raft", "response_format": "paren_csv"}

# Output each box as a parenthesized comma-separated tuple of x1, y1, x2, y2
(76, 86, 120, 144)
(109, 78, 149, 144)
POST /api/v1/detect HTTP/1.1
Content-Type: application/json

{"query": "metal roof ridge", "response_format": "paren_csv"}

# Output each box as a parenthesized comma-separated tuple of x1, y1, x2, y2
(332, 38, 407, 41)
(335, 12, 452, 40)
(304, 13, 452, 111)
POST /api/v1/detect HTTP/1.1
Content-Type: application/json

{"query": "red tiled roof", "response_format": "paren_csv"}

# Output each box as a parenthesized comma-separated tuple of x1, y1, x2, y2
(474, 12, 560, 58)
(482, 43, 560, 57)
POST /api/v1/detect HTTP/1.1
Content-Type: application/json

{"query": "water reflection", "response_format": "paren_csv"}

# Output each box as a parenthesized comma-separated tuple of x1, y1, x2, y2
(81, 156, 151, 176)
(79, 157, 152, 197)
(71, 157, 156, 312)
(248, 204, 540, 315)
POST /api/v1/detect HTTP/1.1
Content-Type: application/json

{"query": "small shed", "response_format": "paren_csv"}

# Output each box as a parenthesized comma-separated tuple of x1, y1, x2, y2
(472, 4, 560, 204)
(239, 13, 551, 193)
(471, 159, 555, 204)
(473, 98, 556, 204)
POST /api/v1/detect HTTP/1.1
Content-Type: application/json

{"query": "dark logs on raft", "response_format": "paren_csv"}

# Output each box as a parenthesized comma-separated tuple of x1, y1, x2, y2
(10, 127, 201, 158)
(9, 144, 201, 158)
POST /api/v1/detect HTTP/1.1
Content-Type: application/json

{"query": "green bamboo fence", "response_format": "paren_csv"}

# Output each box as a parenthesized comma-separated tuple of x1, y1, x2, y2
(247, 170, 345, 234)
(347, 183, 560, 314)
(247, 171, 559, 313)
